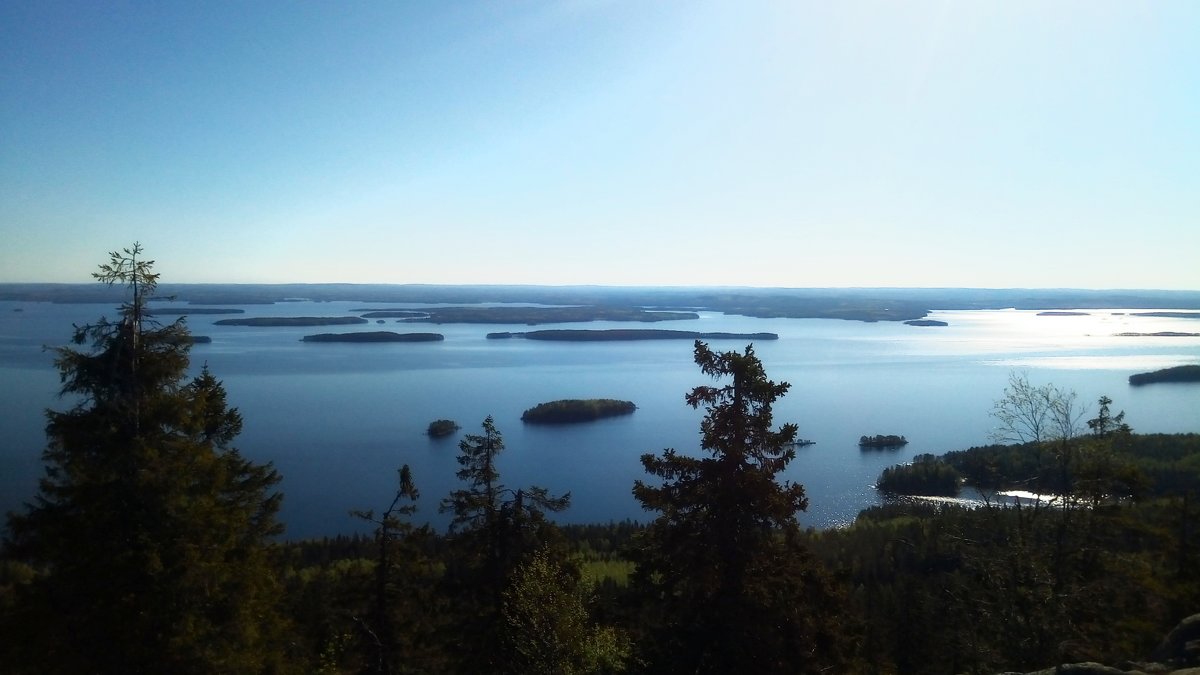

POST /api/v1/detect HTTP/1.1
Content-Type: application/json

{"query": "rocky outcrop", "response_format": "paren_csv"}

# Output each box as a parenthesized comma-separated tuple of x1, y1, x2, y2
(1150, 613, 1200, 668)
(1005, 614, 1200, 675)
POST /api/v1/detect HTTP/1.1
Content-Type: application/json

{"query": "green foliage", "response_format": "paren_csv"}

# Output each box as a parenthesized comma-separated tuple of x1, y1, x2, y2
(2, 245, 289, 674)
(630, 341, 856, 673)
(502, 547, 631, 675)
(876, 454, 962, 496)
(521, 398, 637, 424)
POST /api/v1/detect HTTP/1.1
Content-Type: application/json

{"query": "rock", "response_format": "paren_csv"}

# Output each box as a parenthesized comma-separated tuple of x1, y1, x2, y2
(1152, 614, 1200, 666)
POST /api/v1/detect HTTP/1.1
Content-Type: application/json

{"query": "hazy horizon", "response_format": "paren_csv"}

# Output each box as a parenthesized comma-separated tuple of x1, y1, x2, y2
(3, 2, 1198, 289)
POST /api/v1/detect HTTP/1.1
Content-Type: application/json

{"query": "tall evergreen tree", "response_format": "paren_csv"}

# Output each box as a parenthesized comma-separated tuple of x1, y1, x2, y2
(439, 416, 571, 673)
(3, 245, 289, 674)
(630, 341, 856, 673)
(351, 465, 442, 675)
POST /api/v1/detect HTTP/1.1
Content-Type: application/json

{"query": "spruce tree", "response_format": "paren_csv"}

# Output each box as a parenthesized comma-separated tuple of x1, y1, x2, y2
(351, 465, 442, 675)
(630, 341, 856, 673)
(3, 245, 288, 674)
(439, 416, 571, 673)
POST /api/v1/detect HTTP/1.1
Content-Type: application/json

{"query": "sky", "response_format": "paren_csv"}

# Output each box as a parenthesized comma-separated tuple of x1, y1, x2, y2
(1, 1, 1197, 289)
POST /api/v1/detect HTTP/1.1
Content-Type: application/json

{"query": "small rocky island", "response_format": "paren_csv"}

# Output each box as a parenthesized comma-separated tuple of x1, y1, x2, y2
(859, 434, 909, 448)
(216, 316, 368, 327)
(1129, 364, 1200, 386)
(426, 419, 460, 438)
(903, 319, 948, 327)
(301, 331, 444, 343)
(521, 399, 637, 424)
(488, 329, 778, 341)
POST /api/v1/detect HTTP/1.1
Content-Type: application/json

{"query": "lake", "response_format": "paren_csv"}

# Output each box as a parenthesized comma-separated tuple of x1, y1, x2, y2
(2, 300, 1198, 539)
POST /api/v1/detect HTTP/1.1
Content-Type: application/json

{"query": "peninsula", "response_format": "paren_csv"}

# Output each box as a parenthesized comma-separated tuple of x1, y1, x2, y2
(216, 317, 368, 327)
(488, 329, 778, 341)
(301, 331, 444, 343)
(521, 399, 637, 424)
(1129, 365, 1200, 386)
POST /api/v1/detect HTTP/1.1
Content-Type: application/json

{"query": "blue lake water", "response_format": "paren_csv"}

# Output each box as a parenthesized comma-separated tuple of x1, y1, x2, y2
(2, 300, 1198, 539)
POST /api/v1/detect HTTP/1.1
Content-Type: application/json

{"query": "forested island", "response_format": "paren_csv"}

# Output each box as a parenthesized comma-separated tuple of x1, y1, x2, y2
(1130, 364, 1200, 386)
(1116, 331, 1200, 337)
(301, 331, 444, 343)
(859, 434, 908, 448)
(903, 319, 948, 326)
(1132, 311, 1200, 319)
(521, 398, 637, 424)
(395, 306, 698, 325)
(1037, 310, 1089, 316)
(215, 316, 368, 327)
(146, 307, 245, 315)
(426, 419, 460, 437)
(488, 329, 779, 341)
(355, 310, 430, 318)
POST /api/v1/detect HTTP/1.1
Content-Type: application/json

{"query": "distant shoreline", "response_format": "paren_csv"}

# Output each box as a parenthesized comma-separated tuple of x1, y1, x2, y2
(4, 284, 1200, 324)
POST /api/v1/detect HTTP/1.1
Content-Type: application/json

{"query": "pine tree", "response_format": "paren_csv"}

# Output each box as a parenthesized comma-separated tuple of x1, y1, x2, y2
(2, 245, 289, 674)
(630, 341, 856, 673)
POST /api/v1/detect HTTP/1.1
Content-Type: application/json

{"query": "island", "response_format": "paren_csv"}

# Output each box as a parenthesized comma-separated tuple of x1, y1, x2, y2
(215, 317, 368, 327)
(301, 331, 444, 343)
(394, 306, 699, 325)
(859, 434, 909, 448)
(426, 419, 460, 438)
(1115, 332, 1200, 337)
(521, 399, 637, 424)
(146, 307, 245, 315)
(1130, 311, 1200, 319)
(903, 319, 948, 327)
(1129, 365, 1200, 386)
(787, 439, 816, 448)
(1037, 311, 1090, 316)
(358, 310, 431, 319)
(488, 329, 778, 341)
(165, 334, 212, 345)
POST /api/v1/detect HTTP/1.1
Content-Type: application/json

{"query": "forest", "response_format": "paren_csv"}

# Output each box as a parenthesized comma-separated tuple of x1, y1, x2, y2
(1, 247, 1198, 674)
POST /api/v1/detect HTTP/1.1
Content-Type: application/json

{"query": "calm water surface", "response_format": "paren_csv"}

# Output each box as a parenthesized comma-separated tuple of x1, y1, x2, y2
(2, 301, 1198, 539)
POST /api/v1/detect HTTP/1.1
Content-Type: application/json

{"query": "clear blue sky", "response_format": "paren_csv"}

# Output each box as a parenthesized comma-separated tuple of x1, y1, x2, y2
(2, 1, 1197, 288)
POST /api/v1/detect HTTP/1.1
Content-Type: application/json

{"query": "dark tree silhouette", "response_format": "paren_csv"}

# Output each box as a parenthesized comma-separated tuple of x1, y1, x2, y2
(3, 245, 288, 674)
(630, 341, 856, 673)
